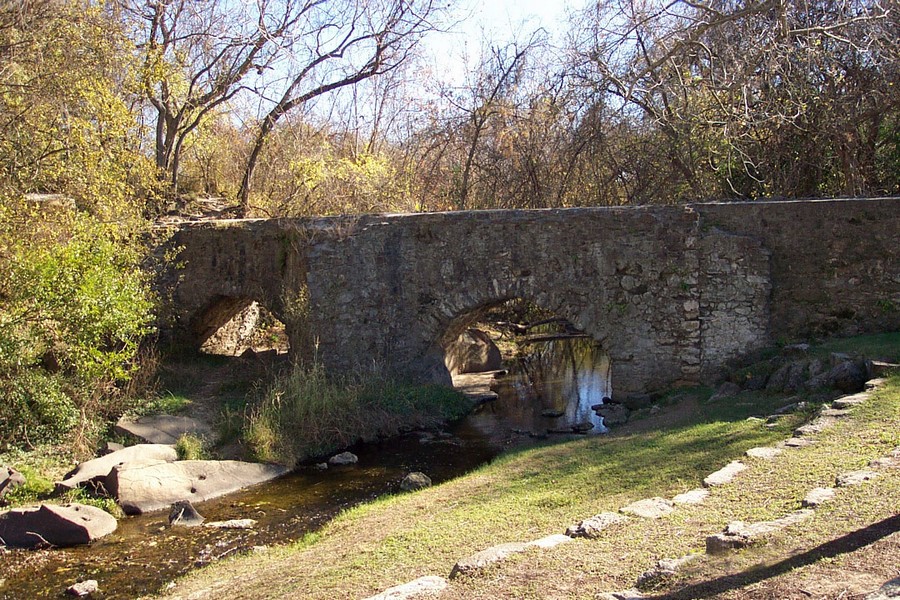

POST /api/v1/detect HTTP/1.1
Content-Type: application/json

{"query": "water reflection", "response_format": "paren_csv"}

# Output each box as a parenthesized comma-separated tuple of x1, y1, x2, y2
(466, 337, 612, 437)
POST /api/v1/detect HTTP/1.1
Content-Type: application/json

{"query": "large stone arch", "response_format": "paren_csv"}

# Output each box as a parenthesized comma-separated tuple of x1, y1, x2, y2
(416, 282, 615, 389)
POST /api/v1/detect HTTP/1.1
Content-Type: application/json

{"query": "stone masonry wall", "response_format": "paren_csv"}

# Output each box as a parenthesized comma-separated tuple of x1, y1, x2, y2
(696, 198, 900, 340)
(161, 197, 900, 394)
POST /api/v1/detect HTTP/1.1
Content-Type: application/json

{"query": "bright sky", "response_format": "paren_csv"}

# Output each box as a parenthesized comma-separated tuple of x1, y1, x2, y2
(424, 0, 584, 84)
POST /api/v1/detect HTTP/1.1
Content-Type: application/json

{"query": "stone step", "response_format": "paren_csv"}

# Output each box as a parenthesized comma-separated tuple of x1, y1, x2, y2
(362, 576, 448, 600)
(620, 497, 675, 519)
(745, 447, 783, 460)
(703, 461, 746, 487)
(801, 487, 835, 508)
(672, 488, 709, 505)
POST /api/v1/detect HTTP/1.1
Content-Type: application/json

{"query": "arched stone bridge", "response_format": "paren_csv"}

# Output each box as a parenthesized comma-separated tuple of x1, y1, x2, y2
(158, 198, 900, 395)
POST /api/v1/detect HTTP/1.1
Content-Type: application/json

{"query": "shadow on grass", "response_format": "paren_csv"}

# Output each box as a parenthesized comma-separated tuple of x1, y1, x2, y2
(654, 513, 900, 600)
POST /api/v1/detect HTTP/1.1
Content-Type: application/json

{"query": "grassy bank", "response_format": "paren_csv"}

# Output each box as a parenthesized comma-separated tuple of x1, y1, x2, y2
(161, 335, 900, 599)
(245, 362, 473, 466)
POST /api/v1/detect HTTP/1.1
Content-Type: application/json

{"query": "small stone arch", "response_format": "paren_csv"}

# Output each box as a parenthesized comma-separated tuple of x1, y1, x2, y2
(190, 295, 289, 356)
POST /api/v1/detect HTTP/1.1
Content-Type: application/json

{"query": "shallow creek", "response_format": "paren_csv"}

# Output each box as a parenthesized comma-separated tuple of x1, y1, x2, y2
(1, 339, 611, 599)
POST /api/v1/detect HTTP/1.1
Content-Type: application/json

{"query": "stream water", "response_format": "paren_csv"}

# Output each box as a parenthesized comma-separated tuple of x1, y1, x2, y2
(0, 339, 611, 599)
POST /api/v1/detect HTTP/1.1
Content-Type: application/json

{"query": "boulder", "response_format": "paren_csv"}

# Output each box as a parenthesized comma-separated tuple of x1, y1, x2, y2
(400, 472, 432, 492)
(56, 444, 178, 491)
(106, 460, 289, 515)
(168, 500, 204, 527)
(766, 360, 808, 393)
(0, 503, 117, 548)
(594, 404, 629, 426)
(445, 329, 503, 375)
(706, 510, 813, 554)
(114, 414, 212, 446)
(66, 579, 99, 597)
(827, 360, 870, 393)
(328, 452, 358, 466)
(637, 554, 699, 588)
(866, 576, 900, 600)
(0, 467, 26, 499)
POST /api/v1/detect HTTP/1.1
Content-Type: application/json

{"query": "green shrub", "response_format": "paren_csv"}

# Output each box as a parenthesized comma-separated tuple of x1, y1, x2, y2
(0, 370, 78, 449)
(0, 201, 156, 450)
(245, 363, 472, 466)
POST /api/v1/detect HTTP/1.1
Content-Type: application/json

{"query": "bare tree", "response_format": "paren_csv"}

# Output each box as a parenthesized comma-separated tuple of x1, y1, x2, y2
(236, 0, 441, 214)
(117, 0, 310, 193)
(570, 0, 898, 201)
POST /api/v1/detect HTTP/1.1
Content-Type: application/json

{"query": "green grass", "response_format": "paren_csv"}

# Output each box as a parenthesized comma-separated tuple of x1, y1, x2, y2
(244, 362, 473, 466)
(164, 356, 900, 600)
(812, 331, 900, 362)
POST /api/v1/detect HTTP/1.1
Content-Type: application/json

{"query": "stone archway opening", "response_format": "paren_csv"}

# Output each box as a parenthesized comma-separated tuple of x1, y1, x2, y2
(442, 298, 615, 435)
(193, 296, 290, 358)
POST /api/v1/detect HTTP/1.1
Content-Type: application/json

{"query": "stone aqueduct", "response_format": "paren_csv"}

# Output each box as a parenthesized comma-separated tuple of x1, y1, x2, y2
(159, 198, 900, 395)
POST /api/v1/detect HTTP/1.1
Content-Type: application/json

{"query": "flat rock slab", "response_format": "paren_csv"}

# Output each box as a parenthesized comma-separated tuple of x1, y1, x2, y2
(107, 460, 290, 514)
(115, 415, 211, 445)
(820, 408, 853, 418)
(526, 534, 573, 549)
(0, 503, 117, 548)
(57, 444, 177, 491)
(865, 378, 888, 391)
(363, 576, 449, 600)
(204, 519, 257, 529)
(794, 418, 836, 437)
(452, 371, 502, 404)
(833, 392, 870, 409)
(802, 487, 836, 508)
(745, 447, 783, 460)
(620, 497, 675, 519)
(637, 555, 700, 587)
(869, 456, 898, 469)
(870, 362, 900, 377)
(782, 437, 816, 448)
(672, 488, 709, 505)
(704, 461, 747, 487)
(566, 512, 629, 539)
(836, 470, 879, 487)
(707, 510, 814, 554)
(450, 542, 528, 578)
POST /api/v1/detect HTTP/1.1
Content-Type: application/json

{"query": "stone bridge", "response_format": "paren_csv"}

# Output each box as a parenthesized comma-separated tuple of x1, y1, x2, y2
(159, 198, 900, 395)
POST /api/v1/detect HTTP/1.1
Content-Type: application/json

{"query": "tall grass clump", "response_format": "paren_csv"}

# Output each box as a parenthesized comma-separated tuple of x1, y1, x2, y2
(245, 362, 472, 466)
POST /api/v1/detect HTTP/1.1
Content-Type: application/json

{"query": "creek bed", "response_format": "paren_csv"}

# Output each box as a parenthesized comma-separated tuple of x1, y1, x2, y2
(1, 338, 612, 599)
